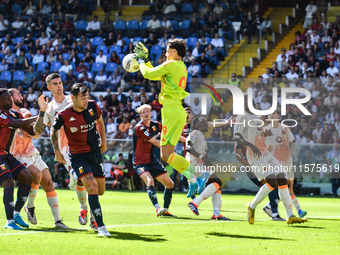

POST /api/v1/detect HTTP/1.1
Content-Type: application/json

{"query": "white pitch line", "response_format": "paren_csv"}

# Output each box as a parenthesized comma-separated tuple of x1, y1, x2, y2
(1, 215, 340, 237)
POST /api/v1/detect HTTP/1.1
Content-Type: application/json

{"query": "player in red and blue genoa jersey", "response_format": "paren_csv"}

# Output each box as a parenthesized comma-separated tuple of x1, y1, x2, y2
(51, 83, 110, 236)
(0, 88, 37, 230)
(133, 104, 176, 217)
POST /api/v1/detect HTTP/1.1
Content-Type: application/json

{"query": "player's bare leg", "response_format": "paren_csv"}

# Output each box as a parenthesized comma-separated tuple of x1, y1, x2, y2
(81, 174, 110, 236)
(288, 179, 307, 218)
(156, 173, 176, 217)
(25, 165, 42, 224)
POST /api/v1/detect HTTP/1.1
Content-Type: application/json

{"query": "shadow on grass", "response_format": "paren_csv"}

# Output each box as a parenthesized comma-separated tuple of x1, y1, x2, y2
(308, 218, 340, 221)
(206, 232, 294, 241)
(99, 231, 167, 242)
(290, 225, 326, 229)
(165, 216, 210, 221)
(30, 227, 85, 233)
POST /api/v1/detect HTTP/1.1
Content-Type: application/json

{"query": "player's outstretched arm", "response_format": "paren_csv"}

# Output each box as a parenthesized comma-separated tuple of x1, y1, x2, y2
(234, 134, 262, 158)
(147, 137, 160, 148)
(34, 94, 49, 135)
(9, 116, 37, 136)
(235, 147, 250, 167)
(186, 141, 213, 166)
(97, 115, 107, 154)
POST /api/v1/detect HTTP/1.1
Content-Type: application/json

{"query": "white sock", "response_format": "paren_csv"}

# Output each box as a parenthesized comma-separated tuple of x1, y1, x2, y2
(278, 186, 293, 217)
(76, 185, 87, 210)
(250, 184, 273, 209)
(272, 212, 279, 217)
(155, 204, 161, 210)
(266, 202, 271, 209)
(7, 219, 14, 224)
(193, 183, 219, 207)
(27, 184, 39, 208)
(212, 191, 222, 216)
(291, 195, 301, 212)
(46, 191, 60, 222)
(14, 210, 20, 215)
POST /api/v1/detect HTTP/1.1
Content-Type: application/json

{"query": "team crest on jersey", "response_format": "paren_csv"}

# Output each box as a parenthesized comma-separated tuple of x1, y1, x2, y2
(10, 112, 16, 118)
(282, 130, 286, 134)
(152, 126, 156, 131)
(89, 109, 94, 116)
(79, 166, 84, 174)
(1, 164, 7, 170)
(140, 167, 145, 173)
(24, 163, 27, 167)
(68, 166, 71, 170)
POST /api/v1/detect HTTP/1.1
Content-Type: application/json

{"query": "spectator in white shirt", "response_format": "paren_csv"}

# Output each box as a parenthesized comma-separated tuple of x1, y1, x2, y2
(312, 121, 323, 142)
(295, 130, 307, 143)
(192, 97, 201, 116)
(29, 101, 39, 116)
(95, 50, 107, 64)
(322, 29, 330, 43)
(253, 89, 263, 105)
(0, 14, 9, 37)
(213, 3, 224, 21)
(303, 1, 317, 29)
(187, 59, 200, 77)
(161, 16, 173, 34)
(131, 95, 141, 111)
(276, 48, 289, 62)
(38, 32, 49, 45)
(320, 16, 331, 31)
(261, 68, 272, 84)
(32, 50, 44, 65)
(147, 15, 161, 35)
(158, 33, 170, 49)
(162, 0, 177, 16)
(106, 118, 117, 139)
(86, 16, 100, 37)
(326, 61, 339, 77)
(261, 16, 272, 39)
(93, 69, 107, 91)
(303, 74, 314, 91)
(192, 41, 202, 57)
(286, 66, 299, 82)
(260, 95, 271, 110)
(11, 16, 25, 37)
(211, 33, 224, 52)
(0, 58, 8, 73)
(59, 59, 73, 73)
(310, 29, 319, 45)
(0, 41, 10, 55)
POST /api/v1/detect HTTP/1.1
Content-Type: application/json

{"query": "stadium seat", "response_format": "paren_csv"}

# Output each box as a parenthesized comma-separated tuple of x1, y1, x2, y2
(109, 45, 122, 54)
(12, 70, 25, 86)
(96, 45, 108, 55)
(132, 37, 143, 45)
(0, 71, 12, 84)
(105, 63, 118, 75)
(77, 53, 84, 60)
(180, 20, 191, 38)
(10, 3, 22, 14)
(84, 62, 90, 70)
(25, 53, 32, 62)
(150, 45, 162, 62)
(140, 20, 148, 30)
(187, 37, 198, 50)
(70, 62, 76, 70)
(91, 62, 103, 73)
(0, 53, 4, 61)
(50, 62, 62, 72)
(114, 20, 126, 36)
(59, 71, 66, 82)
(75, 20, 87, 30)
(62, 53, 70, 60)
(74, 71, 79, 79)
(180, 3, 193, 21)
(13, 37, 23, 44)
(118, 54, 125, 64)
(122, 37, 130, 52)
(0, 3, 6, 14)
(8, 45, 14, 52)
(127, 20, 139, 37)
(139, 20, 149, 38)
(92, 37, 103, 47)
(170, 20, 179, 33)
(37, 62, 49, 72)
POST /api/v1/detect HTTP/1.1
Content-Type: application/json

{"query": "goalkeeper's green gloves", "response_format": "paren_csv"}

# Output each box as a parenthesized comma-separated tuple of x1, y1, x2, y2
(133, 42, 150, 64)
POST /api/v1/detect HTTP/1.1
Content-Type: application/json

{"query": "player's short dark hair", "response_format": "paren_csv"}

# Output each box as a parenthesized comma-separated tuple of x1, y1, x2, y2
(192, 115, 206, 130)
(118, 153, 123, 157)
(167, 39, 186, 58)
(71, 83, 88, 97)
(185, 106, 193, 114)
(0, 88, 8, 96)
(46, 73, 61, 85)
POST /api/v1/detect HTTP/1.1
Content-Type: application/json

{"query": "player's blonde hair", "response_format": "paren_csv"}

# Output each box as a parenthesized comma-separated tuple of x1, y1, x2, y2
(137, 104, 152, 114)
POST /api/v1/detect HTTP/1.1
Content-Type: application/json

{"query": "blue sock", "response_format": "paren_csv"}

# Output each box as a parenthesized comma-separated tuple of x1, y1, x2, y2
(88, 194, 104, 227)
(14, 184, 31, 212)
(146, 186, 158, 207)
(163, 188, 173, 209)
(269, 188, 279, 214)
(3, 188, 14, 220)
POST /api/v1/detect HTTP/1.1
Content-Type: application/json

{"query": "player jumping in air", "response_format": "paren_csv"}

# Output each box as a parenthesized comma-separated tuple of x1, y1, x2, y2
(263, 110, 307, 218)
(34, 73, 95, 230)
(52, 83, 110, 236)
(9, 89, 68, 228)
(133, 104, 176, 217)
(134, 40, 208, 191)
(233, 94, 307, 224)
(0, 88, 35, 230)
(186, 116, 230, 220)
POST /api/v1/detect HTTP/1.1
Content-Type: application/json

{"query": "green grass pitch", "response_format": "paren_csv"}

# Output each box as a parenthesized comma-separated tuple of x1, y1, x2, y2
(0, 189, 340, 255)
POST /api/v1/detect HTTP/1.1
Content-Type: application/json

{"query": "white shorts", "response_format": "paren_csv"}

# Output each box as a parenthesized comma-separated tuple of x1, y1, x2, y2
(250, 153, 287, 181)
(190, 162, 212, 183)
(20, 152, 48, 172)
(281, 161, 294, 181)
(62, 152, 72, 172)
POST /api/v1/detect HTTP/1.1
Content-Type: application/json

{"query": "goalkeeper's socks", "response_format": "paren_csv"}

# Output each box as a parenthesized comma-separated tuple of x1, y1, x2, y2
(167, 153, 191, 179)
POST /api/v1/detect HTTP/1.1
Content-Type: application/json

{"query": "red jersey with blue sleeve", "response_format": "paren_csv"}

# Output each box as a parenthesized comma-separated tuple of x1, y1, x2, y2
(181, 123, 191, 156)
(52, 100, 101, 154)
(0, 108, 23, 156)
(133, 120, 162, 165)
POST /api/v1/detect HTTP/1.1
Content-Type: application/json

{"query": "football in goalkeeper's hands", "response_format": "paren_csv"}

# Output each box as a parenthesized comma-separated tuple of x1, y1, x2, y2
(122, 54, 140, 73)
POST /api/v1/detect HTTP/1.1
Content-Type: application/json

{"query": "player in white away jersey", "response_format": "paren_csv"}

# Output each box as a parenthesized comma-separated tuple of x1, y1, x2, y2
(233, 95, 306, 224)
(9, 89, 68, 228)
(33, 73, 96, 230)
(263, 110, 307, 218)
(186, 116, 231, 220)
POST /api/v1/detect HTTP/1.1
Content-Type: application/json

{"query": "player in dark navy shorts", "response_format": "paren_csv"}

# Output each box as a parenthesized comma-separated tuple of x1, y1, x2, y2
(234, 141, 283, 221)
(133, 104, 176, 217)
(51, 83, 110, 236)
(0, 88, 37, 230)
